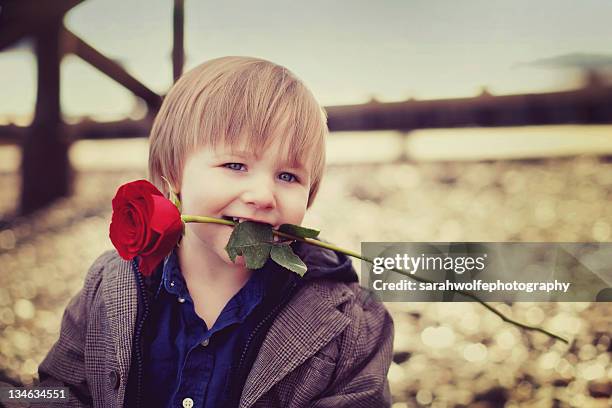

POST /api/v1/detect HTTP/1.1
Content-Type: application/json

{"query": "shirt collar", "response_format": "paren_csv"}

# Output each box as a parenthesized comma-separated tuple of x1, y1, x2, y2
(156, 247, 269, 303)
(156, 247, 187, 299)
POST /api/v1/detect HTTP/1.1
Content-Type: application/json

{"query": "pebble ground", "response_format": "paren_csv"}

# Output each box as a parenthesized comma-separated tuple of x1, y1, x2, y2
(0, 156, 610, 407)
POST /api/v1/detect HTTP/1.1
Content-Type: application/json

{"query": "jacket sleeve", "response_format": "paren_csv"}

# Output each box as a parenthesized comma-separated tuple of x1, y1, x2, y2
(312, 286, 395, 408)
(34, 251, 112, 407)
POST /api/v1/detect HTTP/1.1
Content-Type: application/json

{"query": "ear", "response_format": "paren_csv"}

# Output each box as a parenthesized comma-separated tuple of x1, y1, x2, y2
(161, 176, 182, 211)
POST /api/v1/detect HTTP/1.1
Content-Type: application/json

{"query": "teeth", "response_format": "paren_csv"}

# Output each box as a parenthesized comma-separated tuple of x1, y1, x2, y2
(223, 216, 257, 223)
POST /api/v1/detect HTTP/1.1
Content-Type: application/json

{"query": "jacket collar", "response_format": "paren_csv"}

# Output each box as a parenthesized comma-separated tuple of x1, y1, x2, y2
(294, 240, 358, 283)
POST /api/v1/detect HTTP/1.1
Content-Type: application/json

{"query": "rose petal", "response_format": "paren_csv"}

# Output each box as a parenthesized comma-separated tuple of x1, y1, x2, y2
(109, 179, 181, 273)
(140, 195, 182, 256)
(138, 252, 164, 277)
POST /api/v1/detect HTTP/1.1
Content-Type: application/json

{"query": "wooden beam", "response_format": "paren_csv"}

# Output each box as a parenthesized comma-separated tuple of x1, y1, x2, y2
(63, 29, 163, 111)
(0, 118, 155, 143)
(0, 124, 26, 145)
(326, 86, 612, 131)
(3, 85, 612, 146)
(0, 21, 31, 52)
(173, 0, 185, 82)
(20, 16, 73, 215)
(0, 0, 83, 52)
(70, 118, 152, 140)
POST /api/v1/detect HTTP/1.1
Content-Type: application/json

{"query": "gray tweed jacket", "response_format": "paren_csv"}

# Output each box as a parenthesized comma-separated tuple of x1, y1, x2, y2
(36, 247, 394, 407)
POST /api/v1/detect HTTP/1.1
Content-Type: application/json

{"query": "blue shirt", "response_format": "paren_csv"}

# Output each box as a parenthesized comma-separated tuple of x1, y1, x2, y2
(141, 248, 269, 408)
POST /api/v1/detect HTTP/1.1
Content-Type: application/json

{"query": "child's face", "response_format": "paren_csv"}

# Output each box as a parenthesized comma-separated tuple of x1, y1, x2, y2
(179, 133, 312, 267)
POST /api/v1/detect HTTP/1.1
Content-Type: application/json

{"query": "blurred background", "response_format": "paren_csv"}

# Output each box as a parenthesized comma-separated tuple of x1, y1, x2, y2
(1, 0, 611, 406)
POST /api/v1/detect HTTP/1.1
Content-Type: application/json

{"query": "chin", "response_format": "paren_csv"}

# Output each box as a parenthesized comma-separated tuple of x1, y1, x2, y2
(219, 250, 246, 267)
(230, 254, 246, 266)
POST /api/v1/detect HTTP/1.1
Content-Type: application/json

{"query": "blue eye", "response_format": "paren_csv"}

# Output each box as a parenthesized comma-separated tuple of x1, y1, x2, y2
(223, 163, 246, 171)
(279, 172, 298, 183)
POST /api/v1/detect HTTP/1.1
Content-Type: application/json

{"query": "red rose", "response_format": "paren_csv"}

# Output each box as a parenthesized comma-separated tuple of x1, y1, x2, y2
(109, 180, 183, 276)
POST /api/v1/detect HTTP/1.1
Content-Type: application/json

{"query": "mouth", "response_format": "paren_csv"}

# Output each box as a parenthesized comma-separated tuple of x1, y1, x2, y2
(221, 215, 273, 226)
(221, 215, 243, 224)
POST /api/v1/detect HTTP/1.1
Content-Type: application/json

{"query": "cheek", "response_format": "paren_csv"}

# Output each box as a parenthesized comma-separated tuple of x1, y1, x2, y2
(180, 186, 217, 215)
(179, 180, 203, 214)
(181, 196, 207, 218)
(181, 175, 236, 215)
(281, 190, 309, 224)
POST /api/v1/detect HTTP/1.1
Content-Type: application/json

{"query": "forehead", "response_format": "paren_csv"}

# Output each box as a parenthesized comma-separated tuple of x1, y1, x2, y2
(212, 115, 314, 170)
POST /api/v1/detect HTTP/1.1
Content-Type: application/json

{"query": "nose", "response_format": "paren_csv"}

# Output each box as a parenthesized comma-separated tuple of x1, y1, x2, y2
(241, 177, 277, 210)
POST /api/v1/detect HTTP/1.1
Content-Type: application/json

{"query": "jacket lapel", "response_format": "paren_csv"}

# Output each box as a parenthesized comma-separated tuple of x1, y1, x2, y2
(100, 252, 354, 408)
(102, 257, 138, 401)
(239, 282, 352, 408)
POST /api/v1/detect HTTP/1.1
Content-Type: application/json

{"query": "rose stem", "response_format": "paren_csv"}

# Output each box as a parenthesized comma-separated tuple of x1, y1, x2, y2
(180, 214, 568, 344)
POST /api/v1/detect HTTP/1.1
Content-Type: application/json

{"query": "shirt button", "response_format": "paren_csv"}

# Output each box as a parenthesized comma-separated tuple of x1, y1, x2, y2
(177, 296, 186, 303)
(201, 338, 210, 347)
(108, 370, 120, 389)
(170, 281, 175, 287)
(182, 397, 194, 408)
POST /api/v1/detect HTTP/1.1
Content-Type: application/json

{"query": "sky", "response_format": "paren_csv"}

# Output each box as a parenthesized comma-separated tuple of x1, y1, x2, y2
(2, 0, 612, 122)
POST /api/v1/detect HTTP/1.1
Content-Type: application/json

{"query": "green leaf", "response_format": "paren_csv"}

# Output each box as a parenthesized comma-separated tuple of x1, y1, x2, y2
(278, 223, 320, 239)
(225, 221, 273, 270)
(270, 244, 308, 277)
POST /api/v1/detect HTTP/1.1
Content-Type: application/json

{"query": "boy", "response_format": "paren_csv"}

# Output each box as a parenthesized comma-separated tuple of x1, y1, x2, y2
(38, 56, 394, 407)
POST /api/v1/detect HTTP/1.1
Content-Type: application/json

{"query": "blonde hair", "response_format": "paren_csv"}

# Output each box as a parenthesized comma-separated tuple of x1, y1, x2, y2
(148, 56, 327, 208)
